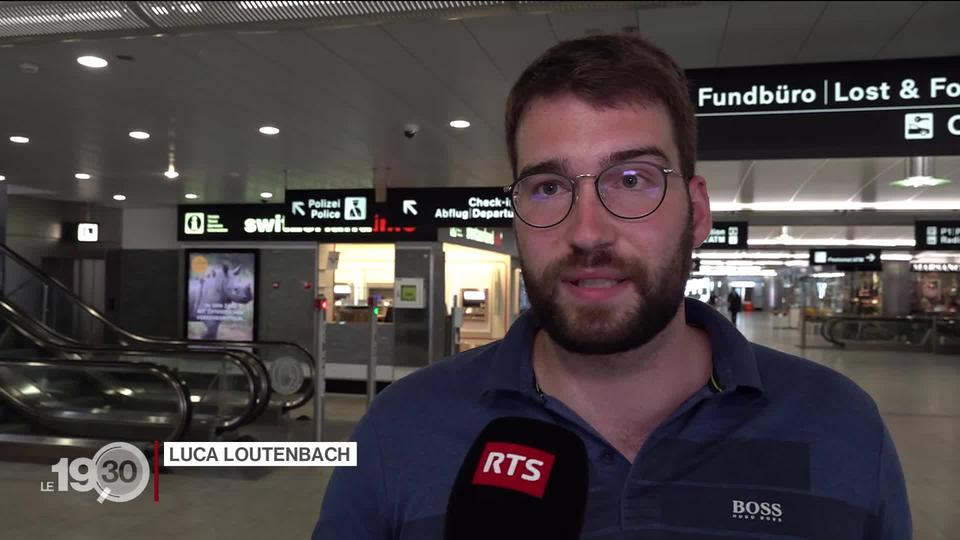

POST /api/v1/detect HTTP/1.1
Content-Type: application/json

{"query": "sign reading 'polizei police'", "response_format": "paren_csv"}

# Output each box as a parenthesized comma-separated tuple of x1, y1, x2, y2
(915, 221, 960, 251)
(688, 56, 960, 160)
(285, 189, 373, 227)
(809, 248, 882, 271)
(701, 221, 748, 249)
(386, 187, 514, 227)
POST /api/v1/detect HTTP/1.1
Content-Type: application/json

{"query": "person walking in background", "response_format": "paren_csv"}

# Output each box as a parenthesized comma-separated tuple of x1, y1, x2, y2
(727, 289, 742, 325)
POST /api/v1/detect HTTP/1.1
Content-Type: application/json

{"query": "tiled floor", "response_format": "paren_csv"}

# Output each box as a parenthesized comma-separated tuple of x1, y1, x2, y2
(0, 311, 957, 539)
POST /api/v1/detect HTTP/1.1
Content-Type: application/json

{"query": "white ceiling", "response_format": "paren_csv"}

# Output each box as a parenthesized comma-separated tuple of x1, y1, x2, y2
(1, 0, 958, 221)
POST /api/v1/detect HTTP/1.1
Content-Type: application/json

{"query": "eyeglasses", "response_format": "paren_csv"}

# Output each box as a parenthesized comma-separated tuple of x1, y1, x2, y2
(504, 161, 680, 228)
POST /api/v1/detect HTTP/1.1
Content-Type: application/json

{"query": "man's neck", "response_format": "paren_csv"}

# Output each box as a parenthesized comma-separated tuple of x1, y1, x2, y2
(531, 304, 713, 462)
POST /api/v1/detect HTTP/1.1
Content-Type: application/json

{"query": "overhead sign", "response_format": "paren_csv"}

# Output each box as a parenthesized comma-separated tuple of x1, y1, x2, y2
(915, 221, 960, 251)
(912, 262, 960, 273)
(688, 56, 960, 160)
(285, 189, 373, 227)
(809, 248, 882, 271)
(700, 221, 748, 249)
(177, 204, 436, 242)
(386, 187, 514, 228)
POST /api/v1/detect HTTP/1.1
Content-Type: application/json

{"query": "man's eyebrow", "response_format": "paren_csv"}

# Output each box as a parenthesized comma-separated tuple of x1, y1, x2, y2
(516, 146, 673, 179)
(601, 146, 670, 168)
(517, 158, 567, 179)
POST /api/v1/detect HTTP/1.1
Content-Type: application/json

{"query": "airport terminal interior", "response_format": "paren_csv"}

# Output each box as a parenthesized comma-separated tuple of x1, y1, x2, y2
(0, 1, 959, 538)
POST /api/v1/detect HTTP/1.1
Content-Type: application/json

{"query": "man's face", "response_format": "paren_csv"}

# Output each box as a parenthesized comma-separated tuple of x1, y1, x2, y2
(514, 94, 712, 355)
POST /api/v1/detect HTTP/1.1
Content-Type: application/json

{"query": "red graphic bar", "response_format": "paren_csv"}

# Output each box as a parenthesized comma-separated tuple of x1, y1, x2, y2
(154, 440, 159, 502)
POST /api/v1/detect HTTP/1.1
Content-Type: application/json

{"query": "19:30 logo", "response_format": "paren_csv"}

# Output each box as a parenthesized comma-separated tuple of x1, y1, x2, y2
(46, 442, 150, 503)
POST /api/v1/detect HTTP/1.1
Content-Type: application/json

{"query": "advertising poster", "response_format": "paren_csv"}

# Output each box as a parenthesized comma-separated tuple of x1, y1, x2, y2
(186, 250, 258, 341)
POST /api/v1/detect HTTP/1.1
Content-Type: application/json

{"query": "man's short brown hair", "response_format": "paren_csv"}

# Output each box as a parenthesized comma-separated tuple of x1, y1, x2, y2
(505, 33, 697, 181)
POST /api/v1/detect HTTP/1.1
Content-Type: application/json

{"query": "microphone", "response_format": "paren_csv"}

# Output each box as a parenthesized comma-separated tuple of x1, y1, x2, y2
(444, 417, 589, 540)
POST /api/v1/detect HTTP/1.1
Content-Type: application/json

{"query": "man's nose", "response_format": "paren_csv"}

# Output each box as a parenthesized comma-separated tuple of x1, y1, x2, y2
(565, 179, 615, 252)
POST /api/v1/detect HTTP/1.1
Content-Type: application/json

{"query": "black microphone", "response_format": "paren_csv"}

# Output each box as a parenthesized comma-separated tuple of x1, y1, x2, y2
(444, 416, 589, 540)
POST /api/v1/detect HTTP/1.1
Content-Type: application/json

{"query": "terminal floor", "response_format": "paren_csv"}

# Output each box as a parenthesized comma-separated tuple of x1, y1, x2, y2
(1, 311, 958, 539)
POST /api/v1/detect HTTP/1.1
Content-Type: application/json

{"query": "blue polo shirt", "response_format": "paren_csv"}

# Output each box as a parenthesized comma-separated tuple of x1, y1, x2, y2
(313, 298, 911, 539)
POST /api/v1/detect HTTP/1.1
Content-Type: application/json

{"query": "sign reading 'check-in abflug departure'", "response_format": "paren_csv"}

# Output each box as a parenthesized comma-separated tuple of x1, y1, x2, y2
(385, 187, 514, 228)
(688, 56, 960, 160)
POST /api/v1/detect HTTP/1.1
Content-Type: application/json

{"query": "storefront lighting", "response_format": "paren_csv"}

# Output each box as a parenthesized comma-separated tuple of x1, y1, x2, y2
(749, 238, 914, 247)
(712, 200, 960, 212)
(891, 157, 950, 188)
(880, 253, 913, 261)
(811, 272, 845, 279)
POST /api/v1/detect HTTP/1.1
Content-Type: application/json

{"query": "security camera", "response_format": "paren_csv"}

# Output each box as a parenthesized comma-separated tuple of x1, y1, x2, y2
(403, 123, 420, 139)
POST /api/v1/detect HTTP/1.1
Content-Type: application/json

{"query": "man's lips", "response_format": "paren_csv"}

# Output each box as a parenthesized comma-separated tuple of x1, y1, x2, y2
(560, 270, 628, 288)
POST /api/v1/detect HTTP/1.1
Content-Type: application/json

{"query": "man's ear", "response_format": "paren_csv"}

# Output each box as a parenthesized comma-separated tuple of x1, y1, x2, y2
(688, 175, 713, 248)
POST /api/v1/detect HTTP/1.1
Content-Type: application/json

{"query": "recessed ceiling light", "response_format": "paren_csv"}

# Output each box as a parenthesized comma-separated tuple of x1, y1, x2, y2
(449, 119, 471, 129)
(259, 192, 273, 199)
(113, 194, 126, 201)
(77, 56, 108, 68)
(184, 193, 198, 200)
(258, 126, 280, 135)
(164, 167, 179, 180)
(128, 130, 150, 140)
(75, 173, 91, 180)
(9, 136, 29, 144)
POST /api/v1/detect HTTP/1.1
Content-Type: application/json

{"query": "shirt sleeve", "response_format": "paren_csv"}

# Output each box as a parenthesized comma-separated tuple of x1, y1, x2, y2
(312, 412, 392, 540)
(871, 420, 912, 540)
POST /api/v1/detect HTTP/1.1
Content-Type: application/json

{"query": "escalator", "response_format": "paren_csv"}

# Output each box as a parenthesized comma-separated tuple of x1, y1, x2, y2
(820, 314, 960, 354)
(0, 297, 270, 454)
(0, 243, 315, 412)
(0, 243, 312, 454)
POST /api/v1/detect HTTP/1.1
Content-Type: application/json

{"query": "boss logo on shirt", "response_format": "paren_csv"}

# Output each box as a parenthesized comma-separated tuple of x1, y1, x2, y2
(471, 442, 556, 498)
(732, 499, 784, 523)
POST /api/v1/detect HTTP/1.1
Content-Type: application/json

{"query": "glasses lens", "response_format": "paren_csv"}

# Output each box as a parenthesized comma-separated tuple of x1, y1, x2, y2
(513, 174, 573, 227)
(597, 162, 667, 218)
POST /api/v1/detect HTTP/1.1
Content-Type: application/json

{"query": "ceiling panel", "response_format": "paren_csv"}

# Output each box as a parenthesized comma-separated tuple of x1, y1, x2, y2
(795, 1, 921, 62)
(381, 18, 508, 135)
(547, 9, 640, 42)
(462, 14, 557, 86)
(636, 3, 731, 69)
(876, 1, 960, 59)
(698, 160, 747, 203)
(793, 157, 905, 202)
(717, 1, 827, 66)
(750, 159, 831, 202)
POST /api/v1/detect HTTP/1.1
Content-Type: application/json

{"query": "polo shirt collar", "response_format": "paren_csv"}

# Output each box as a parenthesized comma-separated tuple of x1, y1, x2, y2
(480, 297, 764, 397)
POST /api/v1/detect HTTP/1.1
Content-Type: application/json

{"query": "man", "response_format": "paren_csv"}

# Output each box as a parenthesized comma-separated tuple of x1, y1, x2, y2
(728, 288, 742, 326)
(314, 33, 911, 539)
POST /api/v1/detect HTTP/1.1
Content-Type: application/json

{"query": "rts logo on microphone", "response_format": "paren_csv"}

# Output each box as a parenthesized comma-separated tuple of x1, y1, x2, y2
(472, 442, 555, 498)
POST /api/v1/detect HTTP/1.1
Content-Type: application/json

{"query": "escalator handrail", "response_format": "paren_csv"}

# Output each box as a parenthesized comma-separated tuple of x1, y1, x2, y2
(0, 298, 269, 433)
(0, 243, 315, 410)
(819, 317, 845, 347)
(0, 356, 193, 442)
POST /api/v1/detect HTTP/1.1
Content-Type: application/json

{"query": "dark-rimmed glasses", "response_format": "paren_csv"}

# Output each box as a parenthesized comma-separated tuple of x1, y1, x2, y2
(504, 161, 680, 228)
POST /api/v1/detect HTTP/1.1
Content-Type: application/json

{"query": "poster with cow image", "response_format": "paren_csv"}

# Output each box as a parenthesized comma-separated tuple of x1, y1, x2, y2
(186, 250, 258, 341)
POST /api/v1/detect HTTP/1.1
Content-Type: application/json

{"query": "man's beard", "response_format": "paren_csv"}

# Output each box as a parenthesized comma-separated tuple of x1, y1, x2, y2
(521, 215, 694, 356)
